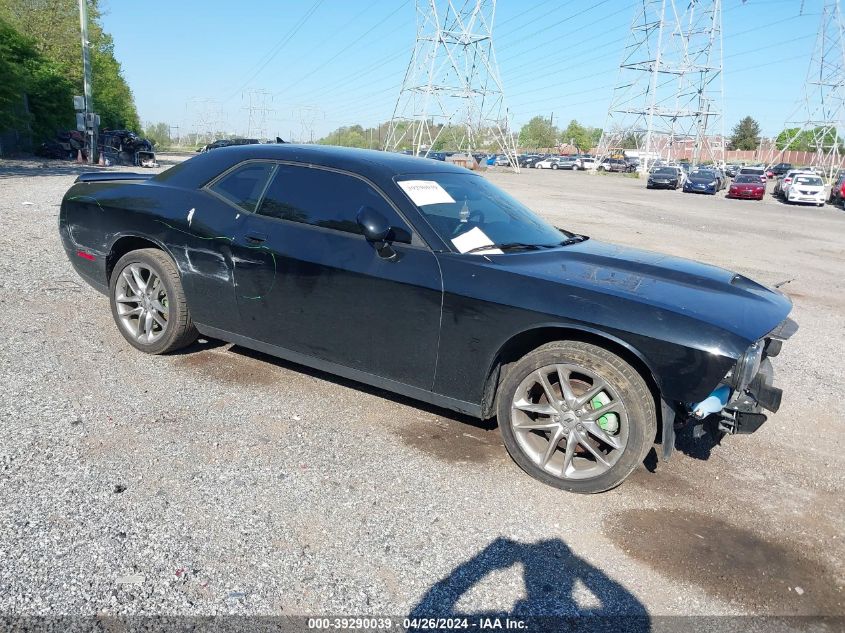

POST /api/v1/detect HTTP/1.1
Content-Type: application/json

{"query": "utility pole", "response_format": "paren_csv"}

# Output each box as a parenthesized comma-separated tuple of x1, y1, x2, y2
(78, 0, 96, 163)
(385, 0, 520, 171)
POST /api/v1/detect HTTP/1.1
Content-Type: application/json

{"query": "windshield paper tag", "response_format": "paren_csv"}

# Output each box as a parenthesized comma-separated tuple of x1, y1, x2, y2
(451, 227, 503, 255)
(398, 180, 455, 206)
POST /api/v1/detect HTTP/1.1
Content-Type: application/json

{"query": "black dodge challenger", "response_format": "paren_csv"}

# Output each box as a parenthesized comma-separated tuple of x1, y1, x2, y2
(60, 145, 796, 493)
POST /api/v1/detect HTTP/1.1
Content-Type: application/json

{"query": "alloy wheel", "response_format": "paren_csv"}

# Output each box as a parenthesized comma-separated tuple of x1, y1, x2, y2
(114, 263, 169, 344)
(510, 363, 629, 480)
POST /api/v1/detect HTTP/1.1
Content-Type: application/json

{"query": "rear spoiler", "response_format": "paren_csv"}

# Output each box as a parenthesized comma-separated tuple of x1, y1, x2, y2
(75, 172, 154, 183)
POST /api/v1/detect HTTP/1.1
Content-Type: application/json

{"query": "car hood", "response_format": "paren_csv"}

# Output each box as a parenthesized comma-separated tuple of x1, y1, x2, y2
(688, 174, 716, 183)
(486, 240, 792, 344)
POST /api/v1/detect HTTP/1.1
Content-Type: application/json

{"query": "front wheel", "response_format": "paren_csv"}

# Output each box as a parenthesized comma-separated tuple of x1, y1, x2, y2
(497, 341, 656, 493)
(109, 248, 198, 354)
(551, 164, 558, 170)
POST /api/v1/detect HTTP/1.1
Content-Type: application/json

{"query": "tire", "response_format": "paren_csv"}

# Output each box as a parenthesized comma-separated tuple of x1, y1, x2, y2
(551, 164, 558, 170)
(497, 341, 657, 493)
(109, 248, 198, 354)
(572, 165, 579, 171)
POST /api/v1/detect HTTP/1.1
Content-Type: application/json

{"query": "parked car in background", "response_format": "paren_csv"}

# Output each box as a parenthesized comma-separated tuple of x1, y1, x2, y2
(785, 174, 826, 206)
(574, 157, 596, 171)
(597, 157, 633, 173)
(535, 157, 564, 170)
(59, 144, 795, 493)
(725, 164, 741, 178)
(738, 167, 767, 184)
(774, 170, 812, 198)
(520, 155, 544, 168)
(556, 156, 580, 170)
(200, 138, 260, 153)
(828, 172, 845, 206)
(646, 166, 682, 189)
(770, 163, 792, 177)
(494, 155, 513, 167)
(683, 169, 720, 195)
(726, 175, 766, 200)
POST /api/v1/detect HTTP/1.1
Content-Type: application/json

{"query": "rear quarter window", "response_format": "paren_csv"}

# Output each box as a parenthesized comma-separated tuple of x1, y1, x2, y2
(208, 162, 276, 212)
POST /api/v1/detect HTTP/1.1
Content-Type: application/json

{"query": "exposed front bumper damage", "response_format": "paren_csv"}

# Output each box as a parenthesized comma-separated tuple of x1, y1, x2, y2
(664, 317, 798, 459)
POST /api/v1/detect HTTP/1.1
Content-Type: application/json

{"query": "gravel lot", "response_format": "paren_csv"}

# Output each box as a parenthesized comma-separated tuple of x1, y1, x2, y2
(0, 157, 843, 624)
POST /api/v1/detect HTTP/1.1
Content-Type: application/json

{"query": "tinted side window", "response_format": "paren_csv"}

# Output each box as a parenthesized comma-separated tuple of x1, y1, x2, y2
(209, 162, 275, 212)
(258, 165, 411, 241)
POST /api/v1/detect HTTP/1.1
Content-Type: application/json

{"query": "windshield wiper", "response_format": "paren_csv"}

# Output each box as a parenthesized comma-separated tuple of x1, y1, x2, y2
(559, 234, 589, 246)
(464, 242, 544, 254)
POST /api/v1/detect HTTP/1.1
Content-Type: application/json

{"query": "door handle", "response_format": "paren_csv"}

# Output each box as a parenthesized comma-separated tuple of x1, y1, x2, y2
(245, 232, 267, 245)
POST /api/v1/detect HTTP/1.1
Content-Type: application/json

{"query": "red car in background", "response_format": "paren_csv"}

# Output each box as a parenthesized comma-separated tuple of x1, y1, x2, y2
(727, 174, 766, 200)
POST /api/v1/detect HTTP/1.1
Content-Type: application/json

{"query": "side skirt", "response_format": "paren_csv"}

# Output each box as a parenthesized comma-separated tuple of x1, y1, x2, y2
(195, 323, 483, 418)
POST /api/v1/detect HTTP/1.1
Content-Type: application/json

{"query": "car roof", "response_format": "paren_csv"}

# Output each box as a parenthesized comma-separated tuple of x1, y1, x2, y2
(155, 143, 470, 188)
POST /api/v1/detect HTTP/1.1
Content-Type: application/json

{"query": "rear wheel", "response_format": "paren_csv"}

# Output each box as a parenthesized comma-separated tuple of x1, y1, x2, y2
(109, 248, 198, 354)
(497, 341, 656, 493)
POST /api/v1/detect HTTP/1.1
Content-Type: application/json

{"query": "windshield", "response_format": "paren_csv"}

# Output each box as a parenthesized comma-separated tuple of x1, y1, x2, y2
(653, 168, 675, 175)
(734, 175, 758, 184)
(795, 176, 823, 186)
(396, 173, 567, 252)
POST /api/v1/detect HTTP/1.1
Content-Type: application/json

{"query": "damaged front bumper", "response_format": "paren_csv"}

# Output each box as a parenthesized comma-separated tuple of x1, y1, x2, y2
(663, 317, 798, 458)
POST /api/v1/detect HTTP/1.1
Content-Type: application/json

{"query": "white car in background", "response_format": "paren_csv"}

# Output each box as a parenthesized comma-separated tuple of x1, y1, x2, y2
(785, 174, 827, 206)
(534, 157, 564, 170)
(574, 157, 596, 170)
(775, 170, 814, 198)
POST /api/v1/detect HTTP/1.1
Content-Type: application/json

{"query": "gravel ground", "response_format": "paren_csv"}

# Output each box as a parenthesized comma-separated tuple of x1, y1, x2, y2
(0, 157, 843, 625)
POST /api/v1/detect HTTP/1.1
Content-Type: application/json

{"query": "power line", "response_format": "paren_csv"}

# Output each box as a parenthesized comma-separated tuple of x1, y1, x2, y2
(273, 0, 411, 98)
(223, 0, 325, 102)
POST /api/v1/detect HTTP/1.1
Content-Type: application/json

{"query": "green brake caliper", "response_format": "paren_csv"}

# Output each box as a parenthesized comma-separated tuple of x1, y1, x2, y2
(590, 391, 619, 434)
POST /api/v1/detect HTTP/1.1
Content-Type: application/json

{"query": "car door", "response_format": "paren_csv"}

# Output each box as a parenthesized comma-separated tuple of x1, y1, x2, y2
(230, 162, 443, 390)
(189, 159, 278, 332)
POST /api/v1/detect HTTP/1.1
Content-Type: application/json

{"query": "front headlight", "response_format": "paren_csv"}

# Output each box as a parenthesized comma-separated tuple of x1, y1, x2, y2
(708, 180, 717, 186)
(728, 341, 764, 392)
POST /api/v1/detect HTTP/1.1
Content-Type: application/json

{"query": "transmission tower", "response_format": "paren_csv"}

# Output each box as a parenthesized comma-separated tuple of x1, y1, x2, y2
(597, 0, 724, 170)
(384, 0, 519, 170)
(767, 0, 845, 179)
(243, 89, 274, 140)
(186, 98, 224, 145)
(293, 104, 324, 143)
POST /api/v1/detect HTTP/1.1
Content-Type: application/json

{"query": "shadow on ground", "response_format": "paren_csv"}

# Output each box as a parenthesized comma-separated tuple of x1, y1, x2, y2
(410, 537, 650, 631)
(228, 343, 494, 430)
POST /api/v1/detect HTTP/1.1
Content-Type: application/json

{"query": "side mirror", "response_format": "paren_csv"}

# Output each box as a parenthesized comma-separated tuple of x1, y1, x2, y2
(357, 206, 391, 242)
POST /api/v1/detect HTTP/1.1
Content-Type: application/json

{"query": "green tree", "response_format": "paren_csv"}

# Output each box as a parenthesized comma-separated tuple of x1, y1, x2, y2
(729, 116, 761, 151)
(560, 119, 601, 152)
(775, 126, 843, 152)
(518, 116, 558, 149)
(0, 15, 74, 144)
(318, 125, 369, 148)
(0, 0, 139, 133)
(142, 122, 171, 148)
(620, 131, 644, 149)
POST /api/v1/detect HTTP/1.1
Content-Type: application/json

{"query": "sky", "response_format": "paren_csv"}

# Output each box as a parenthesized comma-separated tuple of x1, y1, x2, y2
(98, 0, 823, 142)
